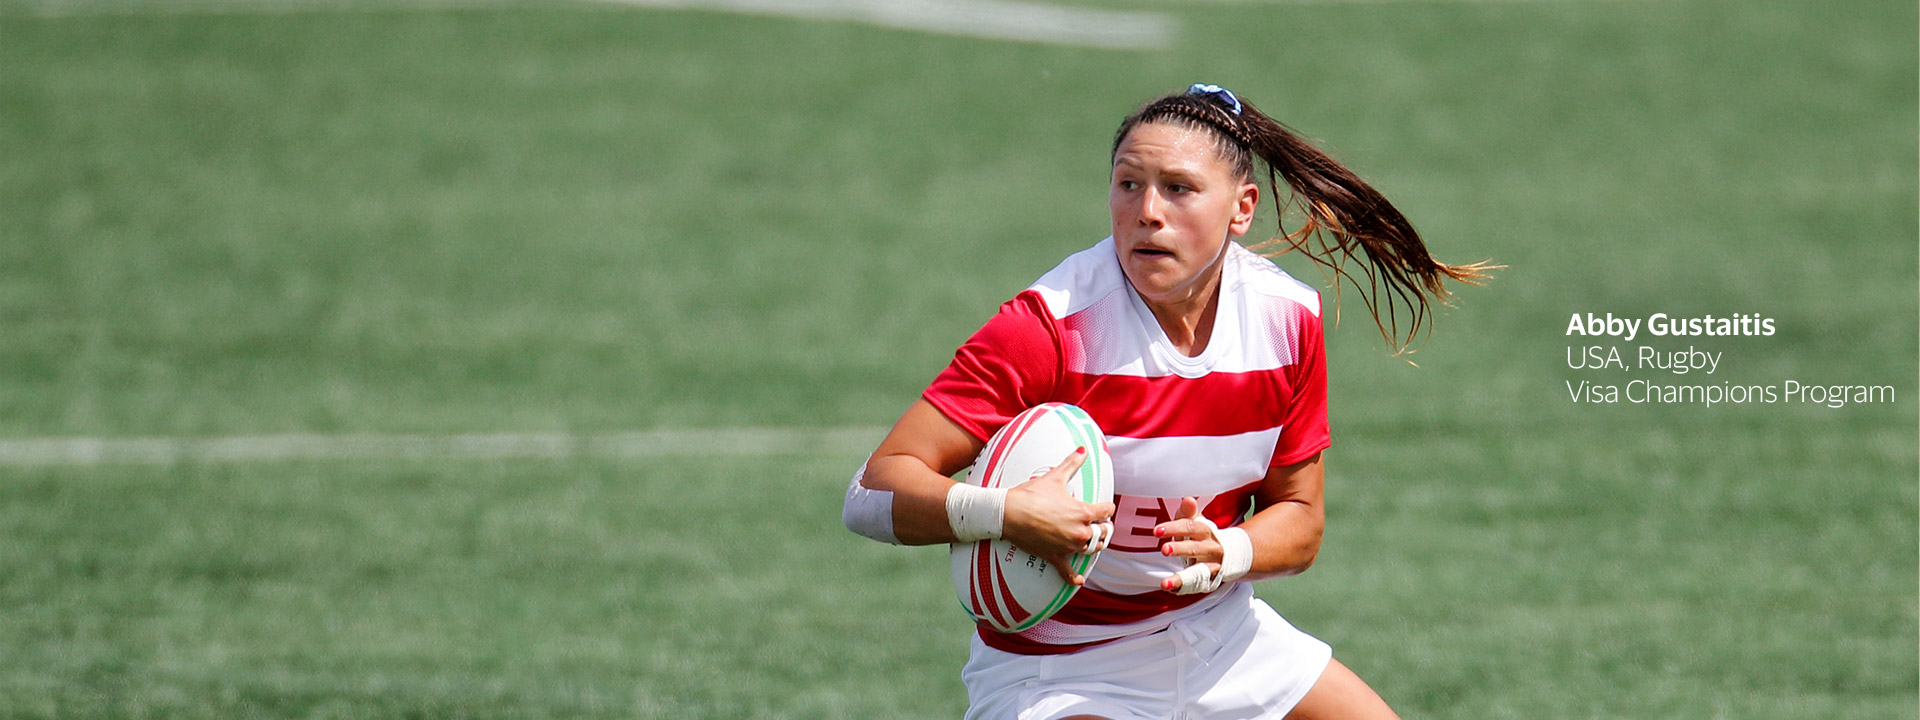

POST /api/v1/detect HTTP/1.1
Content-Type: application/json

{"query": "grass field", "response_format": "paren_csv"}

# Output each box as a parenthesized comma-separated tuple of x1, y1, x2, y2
(1, 0, 1915, 717)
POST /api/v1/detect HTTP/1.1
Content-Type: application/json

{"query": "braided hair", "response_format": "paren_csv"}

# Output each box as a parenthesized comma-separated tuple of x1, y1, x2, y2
(1113, 85, 1496, 353)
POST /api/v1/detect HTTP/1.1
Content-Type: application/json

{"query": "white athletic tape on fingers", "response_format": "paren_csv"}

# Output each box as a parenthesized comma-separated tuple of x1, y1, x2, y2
(1083, 521, 1113, 554)
(946, 483, 1008, 542)
(1171, 562, 1218, 595)
(1170, 518, 1253, 595)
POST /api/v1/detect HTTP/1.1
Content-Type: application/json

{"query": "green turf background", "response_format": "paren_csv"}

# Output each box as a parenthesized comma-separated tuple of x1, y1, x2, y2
(1, 0, 1914, 717)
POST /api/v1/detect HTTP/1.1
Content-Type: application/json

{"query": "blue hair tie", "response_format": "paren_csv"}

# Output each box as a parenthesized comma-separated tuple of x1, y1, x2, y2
(1187, 83, 1242, 115)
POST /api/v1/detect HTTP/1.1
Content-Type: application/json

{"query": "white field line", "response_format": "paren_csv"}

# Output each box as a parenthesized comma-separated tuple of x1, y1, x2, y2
(594, 0, 1173, 50)
(7, 0, 1177, 50)
(2, 0, 535, 16)
(2, 0, 1674, 21)
(1216, 0, 1672, 4)
(0, 427, 890, 466)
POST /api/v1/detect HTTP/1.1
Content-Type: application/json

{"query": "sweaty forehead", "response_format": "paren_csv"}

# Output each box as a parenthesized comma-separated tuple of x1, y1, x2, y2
(1113, 121, 1240, 177)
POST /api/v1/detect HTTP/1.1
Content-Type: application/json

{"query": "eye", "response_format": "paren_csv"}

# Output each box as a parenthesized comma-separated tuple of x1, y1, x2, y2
(1167, 183, 1191, 194)
(1117, 180, 1139, 191)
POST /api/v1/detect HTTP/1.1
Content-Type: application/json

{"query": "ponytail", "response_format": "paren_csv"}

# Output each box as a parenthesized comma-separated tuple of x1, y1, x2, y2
(1114, 86, 1497, 353)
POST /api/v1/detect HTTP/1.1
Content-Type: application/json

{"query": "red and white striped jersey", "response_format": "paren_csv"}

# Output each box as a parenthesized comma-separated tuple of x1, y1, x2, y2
(924, 236, 1330, 655)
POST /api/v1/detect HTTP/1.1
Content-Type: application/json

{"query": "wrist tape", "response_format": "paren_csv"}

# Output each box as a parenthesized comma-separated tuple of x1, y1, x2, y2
(1215, 526, 1253, 583)
(945, 483, 1007, 542)
(1170, 520, 1254, 595)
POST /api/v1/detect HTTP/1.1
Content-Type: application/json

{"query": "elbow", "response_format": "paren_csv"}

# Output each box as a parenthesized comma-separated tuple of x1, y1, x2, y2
(842, 462, 903, 545)
(1265, 540, 1320, 579)
(838, 466, 866, 533)
(1284, 510, 1326, 575)
(1252, 527, 1321, 580)
(1287, 525, 1324, 575)
(1288, 539, 1321, 575)
(839, 494, 864, 536)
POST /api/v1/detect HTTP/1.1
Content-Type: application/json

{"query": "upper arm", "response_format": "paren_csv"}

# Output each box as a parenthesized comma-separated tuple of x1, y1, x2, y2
(867, 399, 985, 483)
(919, 291, 1063, 442)
(1255, 452, 1325, 519)
(1243, 451, 1326, 577)
(854, 292, 1059, 543)
(1270, 302, 1330, 468)
(862, 292, 1058, 489)
(853, 400, 987, 547)
(845, 400, 984, 547)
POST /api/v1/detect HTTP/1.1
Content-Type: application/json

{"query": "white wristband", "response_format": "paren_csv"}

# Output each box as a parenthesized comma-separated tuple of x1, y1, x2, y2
(946, 483, 1008, 542)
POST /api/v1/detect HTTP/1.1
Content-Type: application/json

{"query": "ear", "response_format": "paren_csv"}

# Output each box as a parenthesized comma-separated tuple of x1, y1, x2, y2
(1228, 181, 1259, 236)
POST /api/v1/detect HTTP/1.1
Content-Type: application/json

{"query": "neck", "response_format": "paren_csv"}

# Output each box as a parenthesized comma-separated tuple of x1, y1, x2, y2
(1143, 265, 1224, 358)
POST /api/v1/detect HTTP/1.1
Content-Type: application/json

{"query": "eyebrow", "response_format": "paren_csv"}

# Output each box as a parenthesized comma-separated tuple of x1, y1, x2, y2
(1157, 166, 1204, 183)
(1112, 157, 1210, 185)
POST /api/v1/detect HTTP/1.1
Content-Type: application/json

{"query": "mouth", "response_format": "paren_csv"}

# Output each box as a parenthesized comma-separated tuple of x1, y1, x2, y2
(1131, 246, 1176, 261)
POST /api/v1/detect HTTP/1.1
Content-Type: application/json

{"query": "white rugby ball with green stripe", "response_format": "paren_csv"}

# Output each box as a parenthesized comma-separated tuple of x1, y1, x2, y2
(950, 402, 1115, 634)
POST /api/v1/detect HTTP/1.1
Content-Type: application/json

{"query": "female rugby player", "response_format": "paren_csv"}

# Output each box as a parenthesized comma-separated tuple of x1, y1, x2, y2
(843, 84, 1490, 720)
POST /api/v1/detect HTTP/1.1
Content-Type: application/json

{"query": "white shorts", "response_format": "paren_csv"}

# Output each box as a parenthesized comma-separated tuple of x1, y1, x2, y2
(961, 585, 1332, 720)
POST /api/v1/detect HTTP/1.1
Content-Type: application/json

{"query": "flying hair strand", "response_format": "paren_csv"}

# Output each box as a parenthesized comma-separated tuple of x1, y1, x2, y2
(1113, 87, 1500, 354)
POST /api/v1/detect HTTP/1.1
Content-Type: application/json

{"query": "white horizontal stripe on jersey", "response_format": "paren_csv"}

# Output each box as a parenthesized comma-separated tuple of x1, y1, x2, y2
(1029, 240, 1131, 319)
(1106, 427, 1282, 497)
(1034, 239, 1318, 378)
(1085, 548, 1196, 595)
(1230, 248, 1321, 317)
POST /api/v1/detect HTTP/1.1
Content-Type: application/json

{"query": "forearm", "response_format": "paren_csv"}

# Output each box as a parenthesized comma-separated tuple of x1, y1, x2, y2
(1237, 499, 1324, 581)
(862, 453, 966, 546)
(845, 399, 990, 546)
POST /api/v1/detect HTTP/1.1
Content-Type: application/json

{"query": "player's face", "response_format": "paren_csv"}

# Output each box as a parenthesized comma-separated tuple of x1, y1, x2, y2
(1109, 122, 1258, 308)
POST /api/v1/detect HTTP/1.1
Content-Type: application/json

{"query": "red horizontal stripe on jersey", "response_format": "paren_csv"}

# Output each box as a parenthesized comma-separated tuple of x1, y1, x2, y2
(1062, 370, 1291, 439)
(974, 587, 1213, 655)
(1053, 586, 1209, 626)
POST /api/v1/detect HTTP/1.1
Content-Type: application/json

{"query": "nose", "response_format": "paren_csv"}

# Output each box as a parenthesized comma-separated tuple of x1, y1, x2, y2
(1137, 186, 1166, 229)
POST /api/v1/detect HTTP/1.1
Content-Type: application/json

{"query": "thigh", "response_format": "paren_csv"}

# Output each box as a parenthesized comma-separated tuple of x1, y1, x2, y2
(1283, 658, 1400, 720)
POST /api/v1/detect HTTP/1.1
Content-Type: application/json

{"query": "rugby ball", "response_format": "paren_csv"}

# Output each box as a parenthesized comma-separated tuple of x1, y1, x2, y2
(950, 402, 1114, 633)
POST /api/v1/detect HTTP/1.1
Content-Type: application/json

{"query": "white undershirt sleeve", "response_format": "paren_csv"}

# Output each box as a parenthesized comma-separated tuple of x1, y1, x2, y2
(841, 463, 902, 545)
